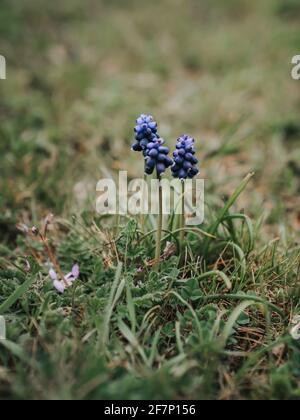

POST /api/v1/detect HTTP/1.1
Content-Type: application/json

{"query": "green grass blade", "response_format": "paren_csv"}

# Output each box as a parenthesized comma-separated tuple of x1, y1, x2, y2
(220, 300, 255, 347)
(0, 276, 35, 315)
(126, 282, 137, 334)
(203, 173, 254, 254)
(99, 262, 123, 350)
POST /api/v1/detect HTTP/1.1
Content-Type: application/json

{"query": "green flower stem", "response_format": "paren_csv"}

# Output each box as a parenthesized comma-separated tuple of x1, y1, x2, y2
(203, 172, 254, 255)
(141, 173, 147, 233)
(154, 174, 163, 272)
(180, 181, 185, 249)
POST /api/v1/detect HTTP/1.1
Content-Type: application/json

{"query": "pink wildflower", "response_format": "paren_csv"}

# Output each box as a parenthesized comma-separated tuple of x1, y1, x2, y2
(49, 264, 80, 293)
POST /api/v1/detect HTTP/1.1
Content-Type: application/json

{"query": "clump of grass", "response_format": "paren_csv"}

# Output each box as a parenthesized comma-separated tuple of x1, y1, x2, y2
(1, 167, 299, 400)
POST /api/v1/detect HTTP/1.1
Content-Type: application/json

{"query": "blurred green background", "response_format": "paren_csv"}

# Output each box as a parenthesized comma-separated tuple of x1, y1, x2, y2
(1, 0, 300, 236)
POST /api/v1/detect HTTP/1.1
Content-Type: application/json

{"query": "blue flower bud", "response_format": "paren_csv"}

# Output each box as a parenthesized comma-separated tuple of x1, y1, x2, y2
(178, 149, 186, 156)
(140, 138, 149, 148)
(157, 163, 167, 176)
(146, 158, 156, 169)
(157, 153, 167, 162)
(165, 156, 173, 166)
(149, 149, 159, 158)
(185, 153, 194, 161)
(188, 167, 199, 177)
(158, 146, 169, 154)
(183, 161, 193, 170)
(175, 157, 184, 165)
(132, 142, 143, 152)
(178, 169, 187, 179)
(132, 114, 159, 153)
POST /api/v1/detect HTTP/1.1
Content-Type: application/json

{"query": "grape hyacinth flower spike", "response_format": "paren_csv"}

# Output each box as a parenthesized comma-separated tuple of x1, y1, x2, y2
(132, 114, 159, 154)
(171, 135, 199, 248)
(171, 135, 199, 180)
(131, 114, 160, 234)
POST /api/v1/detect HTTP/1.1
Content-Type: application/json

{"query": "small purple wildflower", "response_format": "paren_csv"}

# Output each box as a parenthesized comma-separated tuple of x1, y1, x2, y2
(49, 264, 80, 293)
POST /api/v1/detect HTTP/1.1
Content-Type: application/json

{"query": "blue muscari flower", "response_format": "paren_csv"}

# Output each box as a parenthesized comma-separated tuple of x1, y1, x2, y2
(171, 135, 199, 180)
(132, 114, 159, 154)
(145, 138, 173, 177)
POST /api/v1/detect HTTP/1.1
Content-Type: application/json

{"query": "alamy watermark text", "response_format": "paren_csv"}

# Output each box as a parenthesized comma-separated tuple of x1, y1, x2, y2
(0, 316, 6, 340)
(0, 55, 6, 80)
(96, 171, 205, 225)
(291, 55, 300, 80)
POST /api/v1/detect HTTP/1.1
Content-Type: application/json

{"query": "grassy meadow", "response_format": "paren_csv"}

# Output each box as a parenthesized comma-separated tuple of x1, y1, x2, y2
(0, 0, 300, 400)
